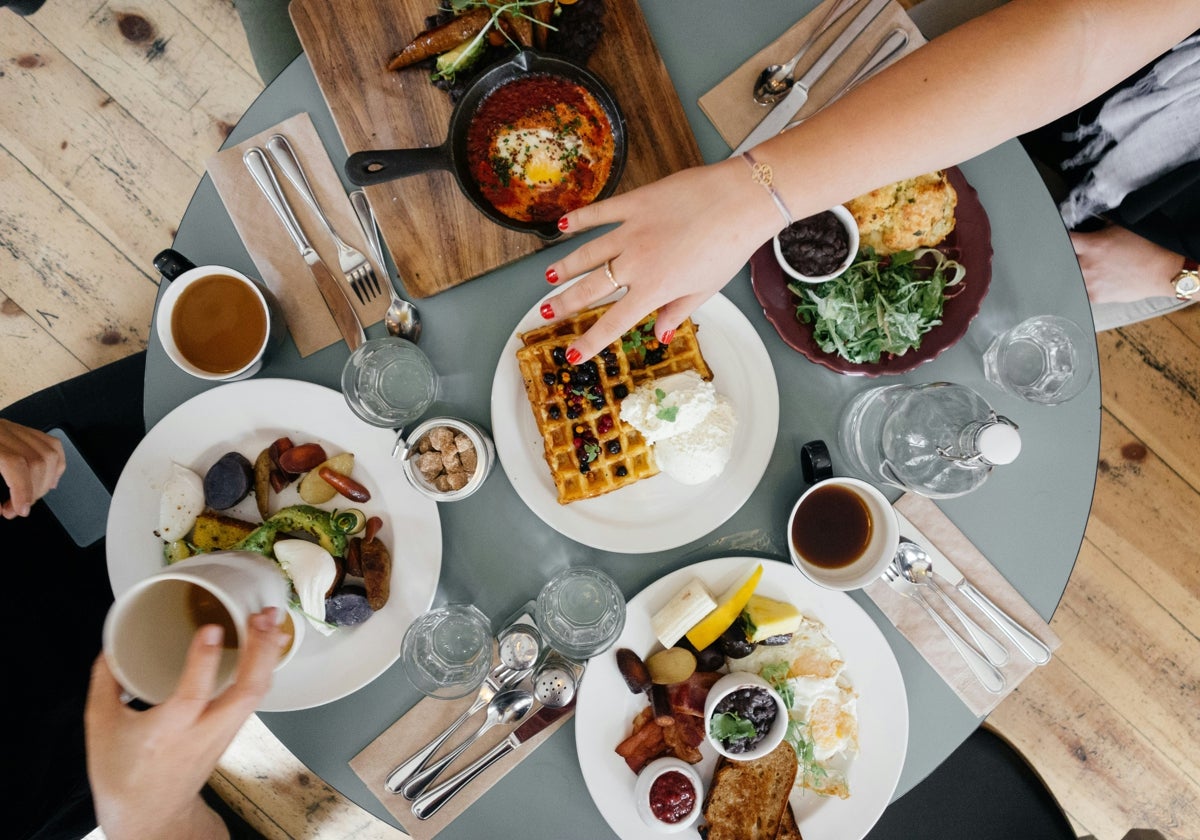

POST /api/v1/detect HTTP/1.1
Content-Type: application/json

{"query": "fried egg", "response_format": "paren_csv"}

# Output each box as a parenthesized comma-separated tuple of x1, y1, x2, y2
(157, 462, 204, 541)
(492, 127, 584, 188)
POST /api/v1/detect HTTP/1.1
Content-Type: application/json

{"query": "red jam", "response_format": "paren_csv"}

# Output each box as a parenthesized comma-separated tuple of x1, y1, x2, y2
(648, 770, 697, 824)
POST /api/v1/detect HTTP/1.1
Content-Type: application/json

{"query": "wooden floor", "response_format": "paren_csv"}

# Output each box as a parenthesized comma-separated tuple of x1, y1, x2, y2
(3, 2, 1196, 838)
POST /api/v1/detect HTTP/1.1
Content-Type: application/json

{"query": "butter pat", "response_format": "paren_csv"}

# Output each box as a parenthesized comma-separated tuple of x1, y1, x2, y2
(651, 578, 718, 649)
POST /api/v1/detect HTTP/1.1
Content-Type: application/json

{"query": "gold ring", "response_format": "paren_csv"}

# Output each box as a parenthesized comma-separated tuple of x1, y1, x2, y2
(604, 259, 621, 292)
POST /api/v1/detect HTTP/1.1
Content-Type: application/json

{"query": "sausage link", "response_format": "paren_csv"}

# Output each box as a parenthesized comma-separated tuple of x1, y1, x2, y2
(318, 466, 371, 503)
(278, 442, 328, 474)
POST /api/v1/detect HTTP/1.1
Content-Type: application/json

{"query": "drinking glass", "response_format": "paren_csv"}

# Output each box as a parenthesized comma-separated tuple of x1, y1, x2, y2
(341, 337, 438, 427)
(983, 314, 1093, 405)
(400, 604, 492, 699)
(535, 567, 626, 660)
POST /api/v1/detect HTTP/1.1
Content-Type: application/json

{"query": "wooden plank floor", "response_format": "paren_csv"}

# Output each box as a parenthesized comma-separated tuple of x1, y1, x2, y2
(3, 2, 1196, 838)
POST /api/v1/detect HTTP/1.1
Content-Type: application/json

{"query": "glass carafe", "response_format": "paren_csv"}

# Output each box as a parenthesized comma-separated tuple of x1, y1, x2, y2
(839, 382, 1021, 499)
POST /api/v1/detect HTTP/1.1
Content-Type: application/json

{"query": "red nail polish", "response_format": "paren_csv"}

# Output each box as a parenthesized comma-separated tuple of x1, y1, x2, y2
(540, 302, 555, 320)
(546, 267, 559, 284)
(661, 329, 675, 345)
(557, 216, 569, 232)
(566, 348, 582, 365)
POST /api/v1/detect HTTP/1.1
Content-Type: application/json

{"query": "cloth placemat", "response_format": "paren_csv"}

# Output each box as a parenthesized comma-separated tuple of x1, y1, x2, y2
(698, 0, 925, 150)
(349, 646, 580, 838)
(863, 493, 1060, 716)
(206, 112, 389, 357)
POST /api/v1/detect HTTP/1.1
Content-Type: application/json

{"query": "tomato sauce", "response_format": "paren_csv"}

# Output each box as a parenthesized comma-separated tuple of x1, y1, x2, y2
(465, 73, 615, 222)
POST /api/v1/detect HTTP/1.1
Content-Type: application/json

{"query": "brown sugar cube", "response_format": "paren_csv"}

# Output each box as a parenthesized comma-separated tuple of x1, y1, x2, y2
(427, 426, 456, 452)
(441, 450, 462, 472)
(459, 447, 478, 474)
(416, 451, 444, 480)
(454, 433, 473, 454)
(416, 435, 433, 454)
(434, 474, 454, 492)
(443, 471, 470, 491)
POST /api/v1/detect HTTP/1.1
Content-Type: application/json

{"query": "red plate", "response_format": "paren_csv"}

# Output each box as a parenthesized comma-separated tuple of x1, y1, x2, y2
(750, 167, 993, 377)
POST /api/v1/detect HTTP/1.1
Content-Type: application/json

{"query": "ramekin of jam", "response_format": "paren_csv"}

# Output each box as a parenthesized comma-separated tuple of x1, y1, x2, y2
(703, 671, 789, 762)
(634, 756, 703, 833)
(773, 204, 859, 284)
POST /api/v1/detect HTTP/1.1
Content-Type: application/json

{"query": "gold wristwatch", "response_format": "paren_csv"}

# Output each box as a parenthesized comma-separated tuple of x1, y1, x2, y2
(1173, 257, 1200, 301)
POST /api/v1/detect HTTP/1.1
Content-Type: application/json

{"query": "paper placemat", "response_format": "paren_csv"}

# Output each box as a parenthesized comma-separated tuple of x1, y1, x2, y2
(864, 493, 1060, 716)
(206, 112, 389, 357)
(698, 0, 925, 150)
(350, 645, 580, 838)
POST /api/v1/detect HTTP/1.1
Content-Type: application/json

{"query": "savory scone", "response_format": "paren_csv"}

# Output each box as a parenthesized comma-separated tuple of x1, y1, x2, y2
(845, 170, 958, 254)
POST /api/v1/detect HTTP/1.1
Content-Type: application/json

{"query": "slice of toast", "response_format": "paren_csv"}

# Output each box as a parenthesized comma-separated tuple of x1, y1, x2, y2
(700, 741, 799, 840)
(777, 803, 804, 840)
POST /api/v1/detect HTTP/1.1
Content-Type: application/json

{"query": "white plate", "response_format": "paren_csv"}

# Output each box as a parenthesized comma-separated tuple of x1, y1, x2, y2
(575, 557, 908, 840)
(490, 287, 779, 553)
(106, 379, 442, 711)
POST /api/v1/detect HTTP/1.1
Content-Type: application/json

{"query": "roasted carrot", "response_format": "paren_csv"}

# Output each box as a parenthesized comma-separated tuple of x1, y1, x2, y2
(386, 7, 492, 72)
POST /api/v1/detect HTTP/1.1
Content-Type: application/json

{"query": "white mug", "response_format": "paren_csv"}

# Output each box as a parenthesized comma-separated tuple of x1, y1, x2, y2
(787, 477, 899, 590)
(102, 551, 292, 705)
(155, 265, 284, 381)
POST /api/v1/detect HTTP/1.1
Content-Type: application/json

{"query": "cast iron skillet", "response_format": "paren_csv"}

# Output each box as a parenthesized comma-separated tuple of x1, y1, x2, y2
(344, 50, 627, 241)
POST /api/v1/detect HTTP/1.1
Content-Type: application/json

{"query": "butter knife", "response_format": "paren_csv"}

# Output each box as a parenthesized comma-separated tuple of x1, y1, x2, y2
(731, 0, 892, 156)
(410, 700, 575, 820)
(243, 147, 366, 351)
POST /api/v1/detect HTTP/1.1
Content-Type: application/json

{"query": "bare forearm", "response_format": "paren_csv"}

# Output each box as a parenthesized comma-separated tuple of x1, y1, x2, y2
(758, 0, 1200, 225)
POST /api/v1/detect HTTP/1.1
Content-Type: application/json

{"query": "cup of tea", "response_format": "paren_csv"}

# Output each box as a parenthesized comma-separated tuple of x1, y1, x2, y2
(155, 264, 283, 381)
(787, 477, 899, 590)
(102, 551, 292, 705)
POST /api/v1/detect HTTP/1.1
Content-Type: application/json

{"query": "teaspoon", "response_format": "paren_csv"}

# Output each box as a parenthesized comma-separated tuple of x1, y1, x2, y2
(753, 0, 859, 104)
(349, 189, 422, 343)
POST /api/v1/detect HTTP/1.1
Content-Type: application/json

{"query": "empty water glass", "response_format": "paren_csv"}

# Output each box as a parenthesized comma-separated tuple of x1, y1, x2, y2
(983, 314, 1093, 405)
(400, 604, 492, 699)
(535, 566, 626, 660)
(341, 337, 438, 427)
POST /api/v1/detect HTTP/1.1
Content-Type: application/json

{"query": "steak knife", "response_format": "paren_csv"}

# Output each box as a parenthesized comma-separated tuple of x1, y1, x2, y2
(731, 0, 893, 156)
(243, 147, 366, 351)
(410, 700, 576, 820)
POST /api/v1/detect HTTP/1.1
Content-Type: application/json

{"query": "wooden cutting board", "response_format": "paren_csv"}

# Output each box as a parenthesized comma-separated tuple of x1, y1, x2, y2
(290, 0, 703, 298)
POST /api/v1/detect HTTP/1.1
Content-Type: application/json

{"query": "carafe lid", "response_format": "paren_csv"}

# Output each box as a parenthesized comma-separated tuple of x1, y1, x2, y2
(978, 421, 1021, 465)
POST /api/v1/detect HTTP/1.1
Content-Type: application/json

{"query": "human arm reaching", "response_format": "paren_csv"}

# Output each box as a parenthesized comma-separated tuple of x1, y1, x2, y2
(85, 608, 288, 840)
(0, 419, 65, 518)
(540, 0, 1200, 361)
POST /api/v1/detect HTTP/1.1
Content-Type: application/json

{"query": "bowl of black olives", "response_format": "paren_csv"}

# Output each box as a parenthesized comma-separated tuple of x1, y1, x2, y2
(703, 671, 788, 762)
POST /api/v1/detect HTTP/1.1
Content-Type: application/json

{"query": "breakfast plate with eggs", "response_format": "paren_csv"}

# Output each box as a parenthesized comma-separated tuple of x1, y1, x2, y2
(575, 557, 907, 840)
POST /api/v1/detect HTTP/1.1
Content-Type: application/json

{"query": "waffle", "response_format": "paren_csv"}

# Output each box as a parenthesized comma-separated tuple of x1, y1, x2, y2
(516, 304, 712, 504)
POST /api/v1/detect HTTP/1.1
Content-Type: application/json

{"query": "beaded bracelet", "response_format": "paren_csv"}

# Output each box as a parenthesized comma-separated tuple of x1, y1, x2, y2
(741, 151, 794, 226)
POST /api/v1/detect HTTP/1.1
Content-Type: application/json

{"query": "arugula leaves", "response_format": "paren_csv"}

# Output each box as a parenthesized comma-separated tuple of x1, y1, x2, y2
(791, 247, 965, 364)
(709, 711, 759, 745)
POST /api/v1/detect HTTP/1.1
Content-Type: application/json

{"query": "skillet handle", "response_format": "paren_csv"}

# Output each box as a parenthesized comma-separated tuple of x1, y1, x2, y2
(344, 146, 451, 186)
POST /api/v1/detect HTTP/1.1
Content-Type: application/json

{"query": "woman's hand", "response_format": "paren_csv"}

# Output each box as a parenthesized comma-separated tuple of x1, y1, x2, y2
(540, 158, 784, 362)
(1070, 225, 1188, 305)
(86, 608, 288, 840)
(0, 419, 65, 518)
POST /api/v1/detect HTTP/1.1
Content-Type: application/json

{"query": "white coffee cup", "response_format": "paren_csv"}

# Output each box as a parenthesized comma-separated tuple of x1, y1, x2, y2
(787, 477, 899, 590)
(156, 265, 284, 381)
(102, 551, 292, 705)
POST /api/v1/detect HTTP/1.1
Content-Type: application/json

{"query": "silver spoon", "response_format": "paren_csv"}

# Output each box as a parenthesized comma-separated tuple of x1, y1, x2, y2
(349, 189, 422, 343)
(753, 0, 859, 104)
(895, 539, 1010, 667)
(400, 688, 534, 800)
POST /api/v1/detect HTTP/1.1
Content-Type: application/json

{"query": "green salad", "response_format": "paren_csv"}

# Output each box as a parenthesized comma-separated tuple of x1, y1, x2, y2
(791, 247, 965, 364)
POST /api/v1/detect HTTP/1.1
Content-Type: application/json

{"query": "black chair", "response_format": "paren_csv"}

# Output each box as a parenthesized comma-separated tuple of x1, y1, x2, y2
(865, 725, 1076, 840)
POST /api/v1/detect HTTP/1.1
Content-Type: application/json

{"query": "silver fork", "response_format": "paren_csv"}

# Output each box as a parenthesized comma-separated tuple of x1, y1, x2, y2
(265, 133, 382, 305)
(882, 560, 1006, 694)
(384, 663, 525, 794)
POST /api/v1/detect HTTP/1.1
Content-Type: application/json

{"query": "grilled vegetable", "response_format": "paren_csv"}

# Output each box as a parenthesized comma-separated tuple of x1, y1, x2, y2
(387, 7, 492, 71)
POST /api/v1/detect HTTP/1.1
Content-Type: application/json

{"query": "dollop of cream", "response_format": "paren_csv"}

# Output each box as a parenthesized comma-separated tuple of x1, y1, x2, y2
(274, 539, 337, 636)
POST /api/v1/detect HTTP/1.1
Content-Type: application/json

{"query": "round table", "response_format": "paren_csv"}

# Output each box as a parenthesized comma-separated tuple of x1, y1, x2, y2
(149, 1, 1098, 836)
